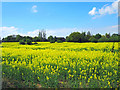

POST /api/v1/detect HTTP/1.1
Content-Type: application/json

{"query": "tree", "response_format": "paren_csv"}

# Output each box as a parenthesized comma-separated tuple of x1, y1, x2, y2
(98, 37, 109, 42)
(66, 36, 70, 42)
(48, 35, 55, 43)
(89, 37, 98, 43)
(94, 33, 102, 39)
(86, 31, 91, 40)
(19, 40, 25, 45)
(42, 30, 46, 40)
(54, 36, 57, 42)
(109, 36, 118, 42)
(57, 39, 63, 43)
(87, 31, 91, 36)
(16, 35, 23, 41)
(105, 33, 110, 38)
(38, 31, 42, 41)
(33, 36, 39, 42)
(68, 32, 81, 42)
(26, 39, 32, 45)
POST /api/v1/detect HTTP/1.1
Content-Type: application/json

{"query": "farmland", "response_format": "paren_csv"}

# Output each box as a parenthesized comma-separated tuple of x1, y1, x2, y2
(1, 42, 119, 88)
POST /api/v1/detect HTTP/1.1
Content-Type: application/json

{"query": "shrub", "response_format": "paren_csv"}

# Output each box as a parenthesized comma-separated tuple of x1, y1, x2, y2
(19, 40, 25, 45)
(26, 39, 32, 45)
(57, 40, 63, 43)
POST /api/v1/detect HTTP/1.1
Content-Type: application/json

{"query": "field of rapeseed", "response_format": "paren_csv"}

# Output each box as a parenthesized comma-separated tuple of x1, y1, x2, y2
(1, 42, 119, 88)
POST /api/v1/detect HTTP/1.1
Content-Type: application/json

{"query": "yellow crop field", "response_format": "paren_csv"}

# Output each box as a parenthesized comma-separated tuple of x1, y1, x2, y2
(1, 42, 119, 88)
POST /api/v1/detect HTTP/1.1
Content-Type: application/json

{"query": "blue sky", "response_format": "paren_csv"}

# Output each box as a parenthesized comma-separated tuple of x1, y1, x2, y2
(1, 1, 118, 38)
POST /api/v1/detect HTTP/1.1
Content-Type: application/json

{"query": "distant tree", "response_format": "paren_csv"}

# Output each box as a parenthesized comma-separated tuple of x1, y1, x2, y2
(26, 39, 32, 45)
(94, 33, 102, 39)
(98, 37, 109, 42)
(112, 33, 118, 37)
(68, 32, 81, 42)
(16, 35, 23, 41)
(42, 29, 46, 41)
(48, 35, 55, 43)
(48, 36, 53, 41)
(57, 39, 63, 43)
(87, 31, 91, 36)
(86, 31, 91, 40)
(89, 37, 98, 43)
(33, 36, 39, 42)
(19, 40, 25, 45)
(66, 36, 70, 42)
(105, 33, 110, 38)
(38, 31, 42, 41)
(54, 36, 57, 42)
(109, 36, 118, 42)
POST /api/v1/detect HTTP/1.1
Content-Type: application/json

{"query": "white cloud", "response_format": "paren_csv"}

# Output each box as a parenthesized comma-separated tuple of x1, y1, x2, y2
(0, 26, 18, 38)
(22, 28, 92, 38)
(88, 7, 97, 15)
(31, 5, 38, 13)
(89, 0, 119, 18)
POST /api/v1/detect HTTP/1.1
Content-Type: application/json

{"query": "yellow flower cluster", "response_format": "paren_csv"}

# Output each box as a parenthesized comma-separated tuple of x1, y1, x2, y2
(1, 42, 119, 88)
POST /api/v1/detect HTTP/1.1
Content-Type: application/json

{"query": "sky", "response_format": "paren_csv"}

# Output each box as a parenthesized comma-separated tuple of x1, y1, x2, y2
(1, 0, 119, 38)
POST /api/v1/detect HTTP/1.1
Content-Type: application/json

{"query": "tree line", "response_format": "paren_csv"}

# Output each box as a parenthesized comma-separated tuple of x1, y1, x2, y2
(1, 31, 119, 44)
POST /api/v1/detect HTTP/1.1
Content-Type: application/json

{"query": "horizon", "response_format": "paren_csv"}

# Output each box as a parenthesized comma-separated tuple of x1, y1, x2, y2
(1, 1, 119, 38)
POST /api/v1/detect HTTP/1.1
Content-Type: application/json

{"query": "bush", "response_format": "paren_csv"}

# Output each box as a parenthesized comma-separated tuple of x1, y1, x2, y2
(89, 37, 98, 43)
(57, 40, 63, 43)
(26, 39, 32, 45)
(19, 40, 25, 45)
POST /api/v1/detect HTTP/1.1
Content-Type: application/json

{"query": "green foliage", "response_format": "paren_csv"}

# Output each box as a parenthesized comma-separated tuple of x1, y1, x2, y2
(50, 39, 55, 43)
(48, 36, 55, 43)
(57, 40, 63, 43)
(67, 32, 81, 42)
(89, 37, 98, 43)
(19, 40, 25, 45)
(98, 37, 109, 42)
(109, 36, 118, 42)
(94, 33, 102, 39)
(26, 39, 32, 45)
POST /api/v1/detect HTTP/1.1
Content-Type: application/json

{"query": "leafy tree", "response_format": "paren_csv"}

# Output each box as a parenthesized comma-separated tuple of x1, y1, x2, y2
(98, 37, 109, 42)
(26, 39, 32, 45)
(94, 33, 102, 39)
(33, 37, 39, 42)
(66, 36, 70, 42)
(87, 31, 91, 36)
(89, 37, 98, 43)
(38, 31, 43, 41)
(16, 35, 23, 41)
(54, 36, 57, 42)
(19, 40, 25, 45)
(105, 33, 110, 38)
(68, 32, 81, 42)
(48, 35, 55, 43)
(57, 40, 63, 43)
(109, 36, 118, 42)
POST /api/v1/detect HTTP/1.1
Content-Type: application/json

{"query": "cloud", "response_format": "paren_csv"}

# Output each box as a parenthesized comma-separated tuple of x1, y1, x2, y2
(21, 28, 92, 38)
(0, 26, 18, 38)
(31, 5, 38, 13)
(89, 0, 119, 18)
(88, 7, 97, 16)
